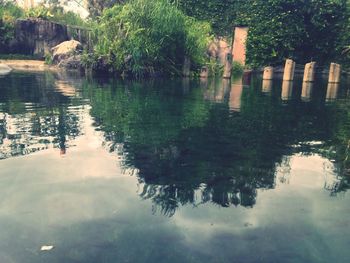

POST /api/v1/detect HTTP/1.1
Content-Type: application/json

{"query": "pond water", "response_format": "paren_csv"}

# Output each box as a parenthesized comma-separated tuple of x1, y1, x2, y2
(0, 71, 349, 263)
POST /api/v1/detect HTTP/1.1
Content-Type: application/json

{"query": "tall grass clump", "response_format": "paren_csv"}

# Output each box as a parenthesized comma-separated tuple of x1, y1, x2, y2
(92, 0, 212, 76)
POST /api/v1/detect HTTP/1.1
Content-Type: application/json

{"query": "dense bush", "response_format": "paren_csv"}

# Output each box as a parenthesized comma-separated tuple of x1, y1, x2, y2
(92, 0, 212, 76)
(174, 0, 237, 36)
(174, 0, 349, 68)
(236, 0, 348, 68)
(87, 0, 126, 17)
(0, 2, 24, 52)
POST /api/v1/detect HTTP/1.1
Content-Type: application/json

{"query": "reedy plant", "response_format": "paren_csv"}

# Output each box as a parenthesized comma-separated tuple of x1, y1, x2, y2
(94, 0, 212, 76)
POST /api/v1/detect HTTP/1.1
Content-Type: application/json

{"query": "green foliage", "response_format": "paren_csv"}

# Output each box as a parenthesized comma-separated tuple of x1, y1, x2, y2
(0, 2, 24, 20)
(206, 57, 223, 76)
(336, 1, 350, 69)
(26, 5, 87, 27)
(44, 53, 53, 65)
(236, 0, 348, 68)
(175, 0, 350, 68)
(174, 0, 237, 36)
(232, 61, 244, 75)
(327, 100, 350, 174)
(0, 2, 24, 52)
(52, 11, 87, 27)
(87, 0, 126, 17)
(93, 0, 212, 76)
(26, 6, 54, 20)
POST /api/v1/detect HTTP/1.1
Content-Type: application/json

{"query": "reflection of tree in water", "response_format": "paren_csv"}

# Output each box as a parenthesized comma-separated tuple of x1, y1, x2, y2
(0, 73, 83, 158)
(84, 77, 350, 216)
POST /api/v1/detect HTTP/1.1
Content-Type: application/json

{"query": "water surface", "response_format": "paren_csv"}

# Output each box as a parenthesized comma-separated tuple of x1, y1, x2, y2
(0, 71, 349, 263)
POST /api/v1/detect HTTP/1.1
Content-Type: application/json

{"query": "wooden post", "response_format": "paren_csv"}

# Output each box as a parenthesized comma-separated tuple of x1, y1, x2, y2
(328, 63, 341, 83)
(301, 82, 313, 102)
(200, 66, 209, 78)
(281, 80, 293, 101)
(262, 80, 273, 93)
(182, 57, 191, 77)
(223, 53, 233, 79)
(283, 59, 296, 81)
(326, 82, 339, 101)
(303, 62, 316, 82)
(263, 66, 274, 80)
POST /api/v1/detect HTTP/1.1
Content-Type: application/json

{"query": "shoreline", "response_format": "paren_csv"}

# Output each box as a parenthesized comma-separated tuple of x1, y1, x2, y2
(0, 59, 59, 72)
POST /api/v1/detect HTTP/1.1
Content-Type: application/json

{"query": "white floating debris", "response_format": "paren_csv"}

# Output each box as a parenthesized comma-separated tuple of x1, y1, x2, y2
(40, 245, 54, 251)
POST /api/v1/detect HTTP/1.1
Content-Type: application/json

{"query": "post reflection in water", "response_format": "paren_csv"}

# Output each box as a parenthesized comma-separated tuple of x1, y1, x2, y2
(203, 78, 215, 100)
(215, 78, 231, 102)
(326, 82, 340, 101)
(229, 77, 244, 111)
(281, 80, 293, 101)
(182, 77, 190, 94)
(301, 82, 313, 102)
(242, 71, 252, 86)
(199, 77, 208, 90)
(262, 79, 273, 93)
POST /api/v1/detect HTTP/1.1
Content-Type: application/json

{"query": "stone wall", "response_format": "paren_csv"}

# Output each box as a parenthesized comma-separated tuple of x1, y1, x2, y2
(13, 19, 69, 58)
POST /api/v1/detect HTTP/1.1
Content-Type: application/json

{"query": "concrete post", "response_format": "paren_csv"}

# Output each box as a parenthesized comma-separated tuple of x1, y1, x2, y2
(281, 80, 293, 101)
(283, 59, 296, 81)
(326, 82, 339, 101)
(232, 26, 249, 66)
(262, 80, 273, 93)
(263, 66, 274, 80)
(301, 82, 313, 102)
(303, 62, 316, 82)
(200, 66, 209, 78)
(223, 53, 233, 79)
(328, 63, 341, 83)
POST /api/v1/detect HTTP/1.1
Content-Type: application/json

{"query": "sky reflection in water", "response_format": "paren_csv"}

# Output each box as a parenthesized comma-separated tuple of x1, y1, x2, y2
(0, 72, 349, 263)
